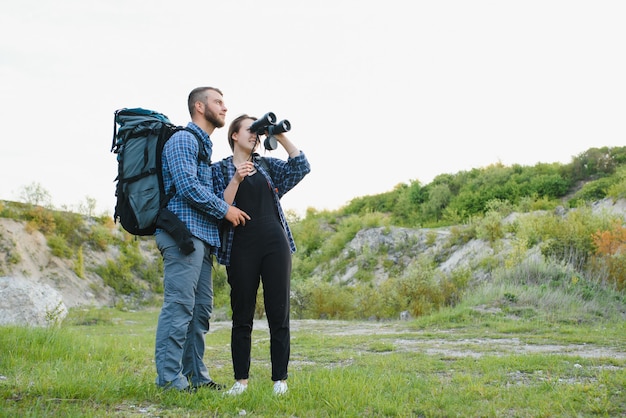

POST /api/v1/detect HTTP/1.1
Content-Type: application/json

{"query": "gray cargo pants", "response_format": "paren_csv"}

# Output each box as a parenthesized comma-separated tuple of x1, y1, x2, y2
(154, 232, 215, 390)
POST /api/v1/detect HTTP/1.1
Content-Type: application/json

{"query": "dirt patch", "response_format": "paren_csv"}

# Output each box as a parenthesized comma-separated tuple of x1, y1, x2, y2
(215, 319, 626, 361)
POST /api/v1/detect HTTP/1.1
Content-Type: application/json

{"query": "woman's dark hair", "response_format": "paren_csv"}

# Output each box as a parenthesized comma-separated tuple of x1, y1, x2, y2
(227, 114, 257, 151)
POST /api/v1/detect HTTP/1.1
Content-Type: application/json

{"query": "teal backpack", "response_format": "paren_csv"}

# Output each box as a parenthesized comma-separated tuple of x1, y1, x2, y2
(111, 108, 207, 238)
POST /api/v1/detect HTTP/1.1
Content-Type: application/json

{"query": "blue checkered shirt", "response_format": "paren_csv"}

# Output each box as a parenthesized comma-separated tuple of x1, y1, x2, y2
(211, 152, 311, 266)
(157, 122, 229, 248)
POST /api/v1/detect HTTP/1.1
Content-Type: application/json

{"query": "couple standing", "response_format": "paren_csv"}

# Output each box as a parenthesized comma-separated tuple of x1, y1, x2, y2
(153, 86, 311, 396)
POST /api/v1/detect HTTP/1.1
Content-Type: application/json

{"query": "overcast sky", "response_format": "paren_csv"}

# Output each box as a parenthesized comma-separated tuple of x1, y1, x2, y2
(1, 1, 625, 216)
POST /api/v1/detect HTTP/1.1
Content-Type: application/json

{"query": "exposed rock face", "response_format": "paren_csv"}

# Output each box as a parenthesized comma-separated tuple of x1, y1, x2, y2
(328, 198, 626, 286)
(0, 277, 68, 327)
(337, 226, 497, 285)
(0, 218, 116, 309)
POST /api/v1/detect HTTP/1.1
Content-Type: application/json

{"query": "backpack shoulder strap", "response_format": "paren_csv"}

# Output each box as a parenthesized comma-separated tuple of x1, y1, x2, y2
(252, 153, 270, 173)
(218, 155, 269, 184)
(259, 157, 270, 173)
(159, 126, 210, 207)
(179, 127, 209, 164)
(220, 157, 230, 183)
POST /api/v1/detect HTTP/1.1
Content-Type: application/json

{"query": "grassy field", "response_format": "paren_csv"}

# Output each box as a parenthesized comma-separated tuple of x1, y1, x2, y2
(1, 305, 625, 417)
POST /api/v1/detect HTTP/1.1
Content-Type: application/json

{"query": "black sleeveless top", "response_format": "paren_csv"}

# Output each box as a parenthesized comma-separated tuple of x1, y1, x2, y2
(232, 171, 283, 242)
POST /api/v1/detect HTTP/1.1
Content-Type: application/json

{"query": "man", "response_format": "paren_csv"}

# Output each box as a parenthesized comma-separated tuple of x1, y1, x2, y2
(154, 87, 250, 391)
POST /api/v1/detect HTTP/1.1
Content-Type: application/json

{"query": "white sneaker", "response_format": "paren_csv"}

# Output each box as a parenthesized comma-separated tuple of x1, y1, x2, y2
(273, 380, 288, 395)
(225, 381, 247, 396)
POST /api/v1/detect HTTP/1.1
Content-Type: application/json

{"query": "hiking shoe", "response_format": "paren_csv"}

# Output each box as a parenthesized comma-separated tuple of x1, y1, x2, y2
(225, 381, 248, 396)
(273, 380, 288, 395)
(193, 380, 225, 391)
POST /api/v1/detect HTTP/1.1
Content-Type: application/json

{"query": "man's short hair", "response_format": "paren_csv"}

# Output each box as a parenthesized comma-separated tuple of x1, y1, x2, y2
(188, 87, 223, 117)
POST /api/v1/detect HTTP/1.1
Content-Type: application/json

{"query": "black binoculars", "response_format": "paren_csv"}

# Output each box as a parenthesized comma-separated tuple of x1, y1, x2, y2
(249, 112, 291, 150)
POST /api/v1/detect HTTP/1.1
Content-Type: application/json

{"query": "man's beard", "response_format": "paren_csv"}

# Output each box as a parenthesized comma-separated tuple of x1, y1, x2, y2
(204, 108, 224, 128)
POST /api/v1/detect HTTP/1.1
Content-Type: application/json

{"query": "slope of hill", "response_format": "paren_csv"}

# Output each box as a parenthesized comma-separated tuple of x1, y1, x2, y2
(0, 217, 117, 307)
(2, 198, 626, 313)
(3, 145, 626, 317)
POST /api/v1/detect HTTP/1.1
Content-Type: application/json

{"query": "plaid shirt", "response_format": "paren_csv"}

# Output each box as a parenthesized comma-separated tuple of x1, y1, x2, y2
(157, 122, 229, 248)
(211, 152, 311, 266)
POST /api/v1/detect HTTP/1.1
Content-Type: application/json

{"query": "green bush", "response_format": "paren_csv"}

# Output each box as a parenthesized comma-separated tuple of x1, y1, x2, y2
(606, 166, 626, 199)
(88, 224, 117, 251)
(95, 258, 138, 295)
(25, 206, 56, 235)
(570, 176, 616, 204)
(92, 240, 159, 296)
(291, 279, 355, 319)
(74, 245, 85, 278)
(47, 234, 73, 258)
(475, 210, 505, 247)
(52, 211, 86, 247)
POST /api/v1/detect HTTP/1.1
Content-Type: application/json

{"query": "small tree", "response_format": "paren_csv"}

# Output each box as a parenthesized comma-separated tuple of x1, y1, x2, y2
(78, 196, 97, 218)
(19, 182, 52, 207)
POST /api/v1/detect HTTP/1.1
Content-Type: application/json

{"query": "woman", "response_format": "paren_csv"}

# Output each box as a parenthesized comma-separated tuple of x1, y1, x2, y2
(212, 114, 311, 396)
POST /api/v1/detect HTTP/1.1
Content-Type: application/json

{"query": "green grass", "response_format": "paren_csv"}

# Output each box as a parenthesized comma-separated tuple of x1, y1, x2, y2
(1, 307, 625, 417)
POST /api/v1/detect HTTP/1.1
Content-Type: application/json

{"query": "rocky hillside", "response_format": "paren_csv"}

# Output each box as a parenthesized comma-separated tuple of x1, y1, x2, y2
(1, 199, 626, 311)
(0, 217, 130, 308)
(310, 198, 626, 289)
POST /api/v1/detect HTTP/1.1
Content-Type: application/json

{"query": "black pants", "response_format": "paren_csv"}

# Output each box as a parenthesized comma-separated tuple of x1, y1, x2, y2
(227, 216, 291, 381)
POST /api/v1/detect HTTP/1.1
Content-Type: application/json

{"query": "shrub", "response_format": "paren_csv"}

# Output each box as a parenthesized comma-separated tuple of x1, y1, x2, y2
(373, 257, 469, 319)
(514, 206, 618, 271)
(589, 220, 626, 290)
(95, 258, 138, 295)
(475, 210, 504, 247)
(74, 245, 85, 278)
(47, 234, 73, 258)
(52, 211, 86, 247)
(88, 224, 115, 251)
(25, 206, 56, 235)
(570, 177, 616, 204)
(293, 279, 355, 319)
(93, 240, 158, 296)
(606, 166, 626, 199)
